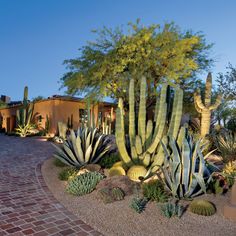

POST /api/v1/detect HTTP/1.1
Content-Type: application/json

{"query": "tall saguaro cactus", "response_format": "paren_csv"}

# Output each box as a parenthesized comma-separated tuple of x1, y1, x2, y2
(194, 73, 221, 137)
(115, 76, 183, 179)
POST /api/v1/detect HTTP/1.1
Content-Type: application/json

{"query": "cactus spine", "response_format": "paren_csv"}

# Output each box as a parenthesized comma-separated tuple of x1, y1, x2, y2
(194, 73, 221, 137)
(115, 76, 183, 178)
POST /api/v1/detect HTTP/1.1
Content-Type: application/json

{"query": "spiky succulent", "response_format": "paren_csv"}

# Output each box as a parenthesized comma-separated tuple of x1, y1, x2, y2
(160, 202, 184, 218)
(189, 199, 216, 216)
(216, 132, 236, 162)
(53, 127, 112, 168)
(98, 187, 125, 204)
(142, 180, 168, 202)
(66, 171, 104, 196)
(160, 129, 212, 199)
(130, 197, 148, 213)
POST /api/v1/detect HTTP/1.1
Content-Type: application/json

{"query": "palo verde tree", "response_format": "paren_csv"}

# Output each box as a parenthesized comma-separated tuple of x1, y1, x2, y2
(61, 20, 213, 107)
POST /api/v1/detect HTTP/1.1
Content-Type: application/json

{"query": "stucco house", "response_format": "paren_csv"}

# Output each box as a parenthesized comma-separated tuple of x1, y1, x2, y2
(0, 95, 116, 134)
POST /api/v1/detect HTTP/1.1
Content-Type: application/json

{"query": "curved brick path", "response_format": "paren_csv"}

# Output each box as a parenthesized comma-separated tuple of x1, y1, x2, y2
(0, 135, 101, 236)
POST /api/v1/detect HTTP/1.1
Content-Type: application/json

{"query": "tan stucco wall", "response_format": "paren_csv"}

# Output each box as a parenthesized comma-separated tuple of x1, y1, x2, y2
(0, 98, 115, 134)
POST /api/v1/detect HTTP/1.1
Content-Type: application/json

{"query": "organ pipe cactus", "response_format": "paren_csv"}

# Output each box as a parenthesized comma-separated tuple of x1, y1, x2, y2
(53, 127, 112, 168)
(194, 73, 221, 137)
(16, 86, 34, 137)
(115, 76, 183, 179)
(160, 128, 212, 198)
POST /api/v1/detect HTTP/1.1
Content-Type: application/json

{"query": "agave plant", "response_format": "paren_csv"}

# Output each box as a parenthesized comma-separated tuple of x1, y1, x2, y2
(160, 130, 212, 199)
(15, 123, 35, 137)
(53, 127, 112, 168)
(216, 131, 236, 162)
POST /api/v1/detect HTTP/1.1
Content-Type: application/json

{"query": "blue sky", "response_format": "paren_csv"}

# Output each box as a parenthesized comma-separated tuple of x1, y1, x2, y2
(0, 0, 235, 101)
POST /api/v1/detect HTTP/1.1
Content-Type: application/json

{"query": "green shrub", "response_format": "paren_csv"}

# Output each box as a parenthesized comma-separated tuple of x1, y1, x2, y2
(142, 180, 168, 202)
(58, 167, 78, 181)
(99, 153, 120, 168)
(66, 171, 104, 196)
(160, 202, 184, 218)
(53, 158, 67, 167)
(130, 197, 148, 213)
(189, 199, 216, 216)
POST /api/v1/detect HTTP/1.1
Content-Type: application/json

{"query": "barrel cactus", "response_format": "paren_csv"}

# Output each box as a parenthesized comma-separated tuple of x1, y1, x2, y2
(127, 165, 147, 182)
(109, 166, 126, 177)
(194, 73, 221, 137)
(189, 199, 216, 216)
(115, 76, 183, 181)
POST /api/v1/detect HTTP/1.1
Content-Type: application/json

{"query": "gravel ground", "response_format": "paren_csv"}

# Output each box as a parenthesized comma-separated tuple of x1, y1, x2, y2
(42, 158, 236, 236)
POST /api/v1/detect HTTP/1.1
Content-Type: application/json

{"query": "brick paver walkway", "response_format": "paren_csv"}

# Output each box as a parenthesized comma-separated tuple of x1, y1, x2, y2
(0, 135, 101, 236)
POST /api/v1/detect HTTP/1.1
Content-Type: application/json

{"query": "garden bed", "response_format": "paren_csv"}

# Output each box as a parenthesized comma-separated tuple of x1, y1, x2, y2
(42, 157, 236, 236)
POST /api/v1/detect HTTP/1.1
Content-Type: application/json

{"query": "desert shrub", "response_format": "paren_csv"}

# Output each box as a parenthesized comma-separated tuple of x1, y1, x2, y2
(189, 199, 216, 216)
(99, 153, 120, 168)
(216, 131, 236, 162)
(66, 171, 104, 196)
(207, 173, 229, 194)
(130, 197, 148, 213)
(142, 180, 168, 202)
(159, 202, 184, 218)
(58, 167, 78, 181)
(222, 161, 236, 187)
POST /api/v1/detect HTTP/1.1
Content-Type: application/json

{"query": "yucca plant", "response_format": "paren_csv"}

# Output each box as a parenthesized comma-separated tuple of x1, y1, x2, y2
(216, 131, 236, 162)
(160, 129, 212, 199)
(53, 127, 112, 168)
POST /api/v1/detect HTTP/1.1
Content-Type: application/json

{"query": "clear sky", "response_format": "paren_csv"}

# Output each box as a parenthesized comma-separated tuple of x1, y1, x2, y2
(0, 0, 236, 101)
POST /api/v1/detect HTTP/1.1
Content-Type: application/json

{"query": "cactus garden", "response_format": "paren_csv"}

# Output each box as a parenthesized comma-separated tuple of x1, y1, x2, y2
(1, 4, 236, 235)
(41, 71, 236, 235)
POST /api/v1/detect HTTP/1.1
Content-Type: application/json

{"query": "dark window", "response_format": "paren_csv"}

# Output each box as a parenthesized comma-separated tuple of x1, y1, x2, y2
(79, 109, 88, 124)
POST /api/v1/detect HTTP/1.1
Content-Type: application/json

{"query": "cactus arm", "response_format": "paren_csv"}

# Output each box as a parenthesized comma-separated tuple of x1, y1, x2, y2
(135, 135, 143, 155)
(115, 107, 133, 167)
(204, 73, 212, 107)
(145, 120, 153, 149)
(194, 90, 206, 110)
(168, 88, 183, 139)
(147, 103, 167, 154)
(153, 84, 167, 137)
(138, 76, 146, 145)
(209, 95, 222, 110)
(129, 79, 136, 147)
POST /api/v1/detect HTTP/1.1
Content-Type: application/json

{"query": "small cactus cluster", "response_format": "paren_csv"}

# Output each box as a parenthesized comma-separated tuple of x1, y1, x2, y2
(98, 187, 125, 204)
(66, 171, 104, 196)
(130, 197, 148, 213)
(160, 202, 184, 218)
(189, 199, 216, 216)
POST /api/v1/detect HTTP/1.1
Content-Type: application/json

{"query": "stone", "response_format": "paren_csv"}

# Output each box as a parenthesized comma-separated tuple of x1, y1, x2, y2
(96, 175, 137, 195)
